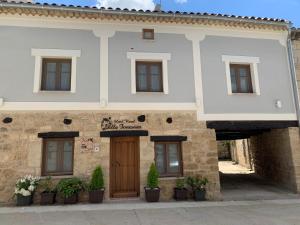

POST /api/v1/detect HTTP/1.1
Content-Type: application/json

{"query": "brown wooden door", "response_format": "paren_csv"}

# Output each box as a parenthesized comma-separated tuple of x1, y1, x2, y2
(110, 137, 140, 198)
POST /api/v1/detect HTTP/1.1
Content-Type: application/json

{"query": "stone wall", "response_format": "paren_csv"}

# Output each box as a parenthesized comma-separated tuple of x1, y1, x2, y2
(249, 128, 300, 192)
(231, 139, 253, 170)
(0, 111, 221, 205)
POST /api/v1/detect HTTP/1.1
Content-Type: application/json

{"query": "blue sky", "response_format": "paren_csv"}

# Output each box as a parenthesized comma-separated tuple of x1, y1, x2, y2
(37, 0, 300, 27)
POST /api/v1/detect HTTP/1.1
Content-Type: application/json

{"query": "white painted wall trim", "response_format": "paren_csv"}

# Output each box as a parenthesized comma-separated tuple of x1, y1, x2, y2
(127, 52, 171, 94)
(200, 113, 297, 121)
(92, 29, 116, 107)
(0, 15, 288, 48)
(185, 33, 206, 121)
(31, 49, 81, 93)
(222, 55, 261, 95)
(0, 102, 197, 111)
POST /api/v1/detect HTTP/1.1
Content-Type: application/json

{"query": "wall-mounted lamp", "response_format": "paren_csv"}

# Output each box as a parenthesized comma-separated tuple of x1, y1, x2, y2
(166, 117, 173, 124)
(63, 118, 72, 125)
(137, 115, 146, 122)
(275, 100, 283, 109)
(3, 117, 13, 124)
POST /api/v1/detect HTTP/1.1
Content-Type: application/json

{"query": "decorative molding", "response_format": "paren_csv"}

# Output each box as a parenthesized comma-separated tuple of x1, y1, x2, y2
(0, 5, 289, 31)
(184, 33, 206, 120)
(0, 102, 197, 111)
(127, 52, 171, 94)
(92, 30, 116, 107)
(222, 55, 261, 95)
(0, 16, 288, 43)
(199, 113, 297, 121)
(31, 49, 81, 93)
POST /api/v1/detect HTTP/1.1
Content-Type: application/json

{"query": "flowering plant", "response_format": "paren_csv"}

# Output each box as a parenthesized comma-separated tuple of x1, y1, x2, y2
(15, 175, 40, 197)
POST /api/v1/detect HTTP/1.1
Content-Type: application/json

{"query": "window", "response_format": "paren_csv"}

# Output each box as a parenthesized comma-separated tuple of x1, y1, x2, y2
(31, 49, 81, 93)
(42, 138, 74, 176)
(136, 61, 163, 92)
(230, 64, 253, 93)
(127, 52, 171, 94)
(41, 59, 72, 91)
(222, 55, 260, 95)
(155, 142, 183, 177)
(143, 29, 154, 40)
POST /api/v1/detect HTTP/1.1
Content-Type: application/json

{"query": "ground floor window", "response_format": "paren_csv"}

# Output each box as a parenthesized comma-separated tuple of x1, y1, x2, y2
(154, 142, 183, 177)
(42, 138, 74, 176)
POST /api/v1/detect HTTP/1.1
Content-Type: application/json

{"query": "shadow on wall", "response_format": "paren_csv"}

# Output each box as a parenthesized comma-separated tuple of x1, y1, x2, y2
(249, 128, 300, 193)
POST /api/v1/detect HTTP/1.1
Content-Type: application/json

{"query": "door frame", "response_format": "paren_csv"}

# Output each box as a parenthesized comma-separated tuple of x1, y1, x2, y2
(109, 136, 140, 198)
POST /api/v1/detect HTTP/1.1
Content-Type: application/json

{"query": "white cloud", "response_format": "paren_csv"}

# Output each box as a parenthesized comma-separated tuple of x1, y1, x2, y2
(97, 0, 155, 10)
(175, 0, 188, 3)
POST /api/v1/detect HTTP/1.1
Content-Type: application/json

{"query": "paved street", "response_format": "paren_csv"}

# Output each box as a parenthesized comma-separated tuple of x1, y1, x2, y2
(219, 161, 300, 201)
(1, 199, 300, 225)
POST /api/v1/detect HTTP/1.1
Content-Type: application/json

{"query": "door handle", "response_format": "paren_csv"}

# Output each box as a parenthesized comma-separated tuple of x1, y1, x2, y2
(114, 161, 121, 167)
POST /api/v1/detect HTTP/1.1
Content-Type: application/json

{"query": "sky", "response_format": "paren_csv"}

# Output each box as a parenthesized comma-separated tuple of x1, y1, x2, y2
(37, 0, 300, 27)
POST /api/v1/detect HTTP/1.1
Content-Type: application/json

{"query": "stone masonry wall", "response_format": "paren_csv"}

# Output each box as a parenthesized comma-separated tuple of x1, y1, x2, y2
(0, 111, 221, 205)
(232, 139, 252, 170)
(249, 128, 300, 192)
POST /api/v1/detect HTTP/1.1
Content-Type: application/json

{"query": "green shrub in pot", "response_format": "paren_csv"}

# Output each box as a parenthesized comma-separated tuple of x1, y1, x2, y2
(89, 166, 105, 203)
(144, 163, 160, 202)
(56, 177, 85, 204)
(39, 176, 56, 205)
(174, 178, 188, 201)
(186, 176, 208, 201)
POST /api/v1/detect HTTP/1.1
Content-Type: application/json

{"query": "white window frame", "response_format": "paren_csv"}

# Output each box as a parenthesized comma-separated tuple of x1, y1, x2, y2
(31, 49, 81, 93)
(127, 52, 171, 94)
(222, 55, 260, 95)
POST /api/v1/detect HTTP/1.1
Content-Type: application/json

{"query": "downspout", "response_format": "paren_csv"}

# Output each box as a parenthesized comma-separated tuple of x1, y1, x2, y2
(287, 26, 300, 126)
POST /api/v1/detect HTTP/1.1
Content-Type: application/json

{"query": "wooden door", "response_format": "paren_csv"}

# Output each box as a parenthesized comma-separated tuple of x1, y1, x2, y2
(110, 137, 140, 198)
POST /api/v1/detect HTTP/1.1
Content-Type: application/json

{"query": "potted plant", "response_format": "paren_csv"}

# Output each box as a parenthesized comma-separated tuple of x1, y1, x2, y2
(39, 176, 56, 205)
(174, 178, 188, 201)
(14, 175, 40, 206)
(56, 177, 85, 204)
(89, 166, 105, 203)
(186, 176, 208, 201)
(144, 163, 160, 202)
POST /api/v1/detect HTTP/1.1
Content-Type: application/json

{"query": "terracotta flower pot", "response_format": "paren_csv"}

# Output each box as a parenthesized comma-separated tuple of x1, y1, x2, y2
(144, 187, 160, 202)
(63, 194, 78, 204)
(16, 194, 33, 206)
(174, 188, 188, 201)
(193, 189, 206, 201)
(40, 192, 56, 205)
(89, 189, 104, 203)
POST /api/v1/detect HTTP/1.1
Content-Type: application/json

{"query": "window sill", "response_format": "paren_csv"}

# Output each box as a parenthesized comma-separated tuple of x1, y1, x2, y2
(40, 175, 74, 179)
(229, 93, 259, 96)
(134, 92, 167, 95)
(158, 176, 184, 181)
(34, 91, 75, 94)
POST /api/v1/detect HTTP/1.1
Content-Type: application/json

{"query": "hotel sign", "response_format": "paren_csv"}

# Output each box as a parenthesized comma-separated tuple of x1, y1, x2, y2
(101, 117, 142, 131)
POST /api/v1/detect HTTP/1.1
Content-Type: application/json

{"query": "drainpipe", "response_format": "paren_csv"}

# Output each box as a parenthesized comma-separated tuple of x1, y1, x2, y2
(287, 26, 300, 127)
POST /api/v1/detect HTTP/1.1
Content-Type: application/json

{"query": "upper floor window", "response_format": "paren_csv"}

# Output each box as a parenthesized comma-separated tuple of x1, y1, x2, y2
(143, 29, 154, 40)
(222, 55, 260, 95)
(41, 58, 72, 91)
(155, 142, 183, 177)
(136, 61, 163, 92)
(127, 52, 171, 94)
(42, 137, 74, 176)
(230, 64, 253, 93)
(31, 49, 81, 93)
